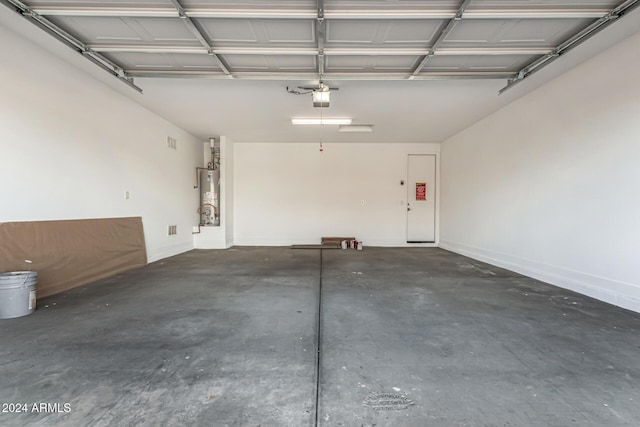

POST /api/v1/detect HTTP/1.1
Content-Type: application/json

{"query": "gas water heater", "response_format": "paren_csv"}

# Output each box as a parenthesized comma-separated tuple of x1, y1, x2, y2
(198, 137, 220, 226)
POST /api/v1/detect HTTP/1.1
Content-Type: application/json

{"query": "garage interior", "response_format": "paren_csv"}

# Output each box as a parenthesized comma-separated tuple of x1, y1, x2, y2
(1, 1, 639, 426)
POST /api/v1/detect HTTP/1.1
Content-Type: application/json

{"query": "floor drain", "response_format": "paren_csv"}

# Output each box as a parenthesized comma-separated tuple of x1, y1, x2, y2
(363, 393, 415, 411)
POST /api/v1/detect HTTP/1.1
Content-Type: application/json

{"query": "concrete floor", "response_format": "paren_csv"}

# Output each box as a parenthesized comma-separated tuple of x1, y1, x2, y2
(1, 247, 639, 427)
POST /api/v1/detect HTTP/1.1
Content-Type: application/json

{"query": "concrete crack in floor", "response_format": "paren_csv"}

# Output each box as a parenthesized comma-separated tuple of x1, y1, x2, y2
(314, 248, 323, 427)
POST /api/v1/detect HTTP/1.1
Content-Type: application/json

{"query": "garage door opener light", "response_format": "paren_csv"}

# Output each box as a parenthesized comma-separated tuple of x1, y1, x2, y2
(286, 81, 339, 108)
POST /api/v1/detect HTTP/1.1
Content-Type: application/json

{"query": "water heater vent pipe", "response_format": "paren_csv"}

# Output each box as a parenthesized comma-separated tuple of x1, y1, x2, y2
(209, 137, 220, 170)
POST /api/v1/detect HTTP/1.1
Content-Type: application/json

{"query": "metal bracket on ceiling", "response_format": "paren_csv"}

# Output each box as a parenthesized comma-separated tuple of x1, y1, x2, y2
(1, 0, 143, 93)
(499, 0, 639, 94)
(168, 0, 232, 78)
(286, 87, 314, 95)
(287, 81, 339, 96)
(409, 0, 473, 79)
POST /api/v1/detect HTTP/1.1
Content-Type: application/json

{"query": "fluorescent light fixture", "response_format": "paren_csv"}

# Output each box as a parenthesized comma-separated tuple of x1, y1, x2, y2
(339, 125, 373, 132)
(291, 118, 352, 125)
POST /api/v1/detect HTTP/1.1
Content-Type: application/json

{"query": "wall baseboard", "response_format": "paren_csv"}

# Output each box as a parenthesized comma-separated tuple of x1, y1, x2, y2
(439, 240, 640, 314)
(233, 237, 438, 248)
(147, 241, 194, 263)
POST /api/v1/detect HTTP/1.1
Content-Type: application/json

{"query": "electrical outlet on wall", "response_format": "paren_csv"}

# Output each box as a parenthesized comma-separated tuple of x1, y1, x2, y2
(167, 137, 177, 150)
(168, 225, 177, 235)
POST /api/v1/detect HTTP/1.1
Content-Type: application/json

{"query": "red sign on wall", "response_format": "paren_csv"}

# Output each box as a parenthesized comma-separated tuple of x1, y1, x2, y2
(416, 182, 427, 201)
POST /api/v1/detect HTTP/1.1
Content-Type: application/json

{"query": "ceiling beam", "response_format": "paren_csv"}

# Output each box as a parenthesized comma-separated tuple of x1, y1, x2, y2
(316, 0, 325, 79)
(500, 0, 640, 93)
(31, 6, 610, 20)
(0, 0, 142, 93)
(32, 6, 180, 18)
(328, 9, 609, 19)
(167, 0, 232, 77)
(462, 9, 609, 19)
(88, 45, 551, 57)
(125, 70, 511, 80)
(410, 0, 473, 78)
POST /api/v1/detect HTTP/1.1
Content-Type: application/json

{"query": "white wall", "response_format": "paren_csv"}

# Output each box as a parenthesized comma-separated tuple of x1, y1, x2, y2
(0, 23, 202, 262)
(234, 143, 439, 246)
(440, 32, 640, 312)
(223, 137, 235, 248)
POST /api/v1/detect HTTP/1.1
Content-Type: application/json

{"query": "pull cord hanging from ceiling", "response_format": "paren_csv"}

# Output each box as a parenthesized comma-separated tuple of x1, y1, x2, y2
(319, 72, 324, 153)
(319, 100, 324, 153)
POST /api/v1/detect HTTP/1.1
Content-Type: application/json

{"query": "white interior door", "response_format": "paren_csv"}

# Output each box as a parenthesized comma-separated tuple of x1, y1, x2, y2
(407, 154, 436, 243)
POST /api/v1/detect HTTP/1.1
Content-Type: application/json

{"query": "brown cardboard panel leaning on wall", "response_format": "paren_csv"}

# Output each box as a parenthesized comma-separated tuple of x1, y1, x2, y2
(0, 217, 147, 298)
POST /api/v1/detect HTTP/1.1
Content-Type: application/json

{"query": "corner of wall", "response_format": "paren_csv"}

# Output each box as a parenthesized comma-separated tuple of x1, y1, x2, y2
(439, 31, 640, 313)
(439, 240, 640, 314)
(222, 136, 235, 248)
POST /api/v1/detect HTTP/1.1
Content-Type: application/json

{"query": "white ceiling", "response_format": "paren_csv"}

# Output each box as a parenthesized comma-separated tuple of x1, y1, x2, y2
(2, 1, 639, 142)
(129, 77, 507, 143)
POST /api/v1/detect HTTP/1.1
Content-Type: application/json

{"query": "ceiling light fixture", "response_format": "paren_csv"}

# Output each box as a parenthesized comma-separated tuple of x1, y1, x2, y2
(312, 83, 331, 108)
(338, 125, 373, 132)
(292, 118, 352, 125)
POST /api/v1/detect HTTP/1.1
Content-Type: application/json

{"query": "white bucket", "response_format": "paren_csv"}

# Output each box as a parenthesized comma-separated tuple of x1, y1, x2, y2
(0, 271, 38, 319)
